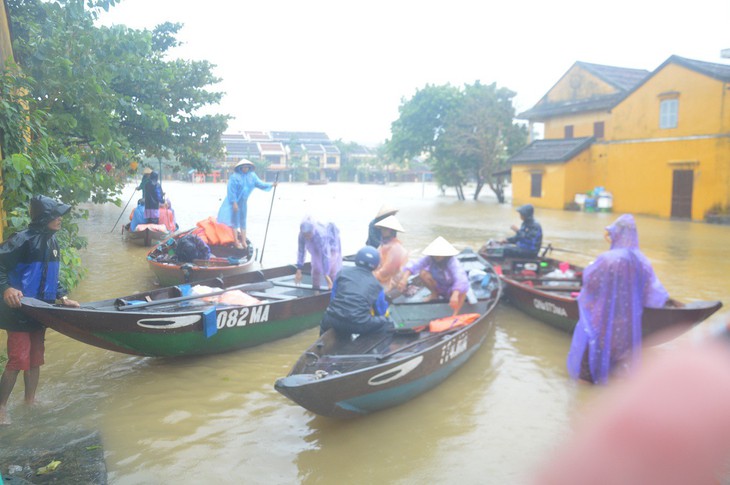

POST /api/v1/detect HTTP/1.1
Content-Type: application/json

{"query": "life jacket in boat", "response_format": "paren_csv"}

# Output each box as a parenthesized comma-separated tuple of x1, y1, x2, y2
(195, 217, 236, 245)
(428, 313, 480, 333)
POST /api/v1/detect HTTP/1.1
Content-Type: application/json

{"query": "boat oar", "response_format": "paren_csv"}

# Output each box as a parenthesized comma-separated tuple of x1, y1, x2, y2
(541, 243, 595, 258)
(259, 172, 280, 266)
(110, 189, 137, 233)
(115, 281, 274, 311)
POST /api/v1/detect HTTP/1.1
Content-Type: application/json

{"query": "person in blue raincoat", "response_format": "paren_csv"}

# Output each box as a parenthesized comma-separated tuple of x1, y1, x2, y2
(0, 196, 80, 425)
(217, 159, 276, 249)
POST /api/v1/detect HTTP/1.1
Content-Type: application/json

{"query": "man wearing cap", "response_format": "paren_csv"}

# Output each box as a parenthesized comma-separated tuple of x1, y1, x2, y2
(320, 246, 394, 336)
(366, 204, 398, 248)
(501, 204, 543, 258)
(217, 159, 276, 249)
(0, 196, 80, 425)
(398, 237, 469, 316)
(372, 215, 408, 292)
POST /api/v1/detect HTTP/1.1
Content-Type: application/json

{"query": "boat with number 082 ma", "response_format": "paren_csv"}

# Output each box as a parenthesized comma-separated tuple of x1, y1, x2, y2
(20, 262, 331, 357)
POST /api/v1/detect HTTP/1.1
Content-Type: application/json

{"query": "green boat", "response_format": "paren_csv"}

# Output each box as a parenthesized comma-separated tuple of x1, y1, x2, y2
(20, 263, 331, 357)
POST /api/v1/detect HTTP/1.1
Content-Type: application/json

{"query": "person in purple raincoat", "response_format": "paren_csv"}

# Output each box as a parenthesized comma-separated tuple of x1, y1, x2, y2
(294, 217, 342, 291)
(398, 236, 469, 316)
(567, 214, 669, 385)
(217, 159, 276, 249)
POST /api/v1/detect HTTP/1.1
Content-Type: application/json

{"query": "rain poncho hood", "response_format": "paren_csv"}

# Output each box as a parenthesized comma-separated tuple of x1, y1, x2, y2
(0, 196, 69, 331)
(29, 195, 70, 231)
(567, 214, 669, 384)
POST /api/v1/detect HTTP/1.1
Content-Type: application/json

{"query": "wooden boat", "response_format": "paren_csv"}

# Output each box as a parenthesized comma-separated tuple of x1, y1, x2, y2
(147, 228, 258, 286)
(20, 263, 331, 357)
(307, 178, 329, 185)
(122, 222, 171, 247)
(274, 249, 502, 418)
(477, 245, 722, 342)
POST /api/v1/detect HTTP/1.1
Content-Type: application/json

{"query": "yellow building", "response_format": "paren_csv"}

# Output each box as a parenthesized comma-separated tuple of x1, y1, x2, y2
(510, 56, 730, 220)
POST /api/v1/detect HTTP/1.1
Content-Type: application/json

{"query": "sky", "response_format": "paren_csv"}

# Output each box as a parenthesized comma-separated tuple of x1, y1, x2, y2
(98, 0, 730, 146)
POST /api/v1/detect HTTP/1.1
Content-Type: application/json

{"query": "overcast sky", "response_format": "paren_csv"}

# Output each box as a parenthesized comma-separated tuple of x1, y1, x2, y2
(98, 0, 730, 146)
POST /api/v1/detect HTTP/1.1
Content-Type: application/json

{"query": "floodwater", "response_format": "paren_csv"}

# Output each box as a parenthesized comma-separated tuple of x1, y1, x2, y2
(1, 181, 729, 484)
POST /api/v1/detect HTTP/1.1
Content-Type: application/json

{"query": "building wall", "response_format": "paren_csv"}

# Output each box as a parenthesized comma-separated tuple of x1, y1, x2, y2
(607, 64, 730, 219)
(545, 65, 617, 103)
(544, 111, 611, 140)
(517, 60, 730, 221)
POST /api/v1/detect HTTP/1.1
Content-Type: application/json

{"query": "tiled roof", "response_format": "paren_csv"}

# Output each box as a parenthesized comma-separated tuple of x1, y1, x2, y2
(664, 55, 730, 83)
(259, 142, 285, 154)
(224, 140, 260, 157)
(518, 62, 649, 120)
(518, 93, 624, 120)
(271, 131, 331, 143)
(323, 145, 340, 154)
(507, 137, 594, 165)
(577, 62, 650, 91)
(303, 143, 325, 154)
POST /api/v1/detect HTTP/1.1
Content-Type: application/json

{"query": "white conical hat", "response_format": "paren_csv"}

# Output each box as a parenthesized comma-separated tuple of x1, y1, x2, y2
(422, 236, 459, 257)
(235, 159, 255, 169)
(374, 215, 405, 232)
(376, 204, 398, 218)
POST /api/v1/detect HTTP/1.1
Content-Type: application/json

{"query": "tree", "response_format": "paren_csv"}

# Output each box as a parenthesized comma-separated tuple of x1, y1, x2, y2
(1, 0, 230, 288)
(438, 82, 527, 202)
(388, 81, 527, 201)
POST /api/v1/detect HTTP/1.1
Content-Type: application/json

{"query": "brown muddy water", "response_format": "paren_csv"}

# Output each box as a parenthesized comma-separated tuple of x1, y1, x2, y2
(1, 181, 728, 484)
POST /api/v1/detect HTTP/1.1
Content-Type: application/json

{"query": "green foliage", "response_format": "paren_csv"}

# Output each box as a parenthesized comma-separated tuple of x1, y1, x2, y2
(388, 81, 527, 201)
(1, 0, 230, 288)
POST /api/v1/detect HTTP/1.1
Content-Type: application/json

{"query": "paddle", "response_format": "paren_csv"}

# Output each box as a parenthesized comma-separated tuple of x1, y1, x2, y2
(541, 243, 595, 259)
(259, 172, 279, 265)
(115, 280, 274, 311)
(110, 189, 137, 233)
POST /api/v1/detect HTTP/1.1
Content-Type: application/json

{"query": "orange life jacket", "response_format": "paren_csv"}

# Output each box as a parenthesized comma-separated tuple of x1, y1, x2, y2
(195, 217, 236, 246)
(428, 313, 480, 333)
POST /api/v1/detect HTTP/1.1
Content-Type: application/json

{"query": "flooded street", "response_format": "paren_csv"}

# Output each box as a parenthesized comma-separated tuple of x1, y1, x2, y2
(2, 180, 729, 484)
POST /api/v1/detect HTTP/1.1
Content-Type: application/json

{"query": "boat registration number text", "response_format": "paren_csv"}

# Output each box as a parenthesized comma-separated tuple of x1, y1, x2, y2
(533, 298, 568, 317)
(216, 305, 271, 329)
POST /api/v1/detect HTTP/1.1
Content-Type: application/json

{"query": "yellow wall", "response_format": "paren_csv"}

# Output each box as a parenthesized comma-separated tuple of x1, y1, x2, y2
(607, 63, 730, 219)
(516, 59, 730, 221)
(545, 65, 618, 103)
(543, 111, 611, 140)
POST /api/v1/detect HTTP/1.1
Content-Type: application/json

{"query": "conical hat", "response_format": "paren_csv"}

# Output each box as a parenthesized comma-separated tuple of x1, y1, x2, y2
(142, 167, 152, 174)
(374, 215, 405, 232)
(235, 159, 255, 169)
(376, 204, 398, 218)
(422, 236, 459, 257)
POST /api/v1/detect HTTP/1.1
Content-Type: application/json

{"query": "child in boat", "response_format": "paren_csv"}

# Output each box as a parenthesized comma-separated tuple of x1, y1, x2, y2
(0, 196, 80, 425)
(566, 214, 669, 384)
(320, 246, 394, 336)
(372, 215, 408, 292)
(398, 237, 468, 316)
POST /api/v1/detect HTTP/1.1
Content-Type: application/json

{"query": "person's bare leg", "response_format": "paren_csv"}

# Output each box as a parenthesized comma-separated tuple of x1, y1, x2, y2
(0, 369, 20, 424)
(419, 270, 439, 301)
(240, 229, 247, 249)
(23, 367, 40, 405)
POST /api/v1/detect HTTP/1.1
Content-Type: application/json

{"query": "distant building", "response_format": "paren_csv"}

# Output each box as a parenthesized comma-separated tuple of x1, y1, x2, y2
(509, 55, 730, 220)
(220, 131, 341, 181)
